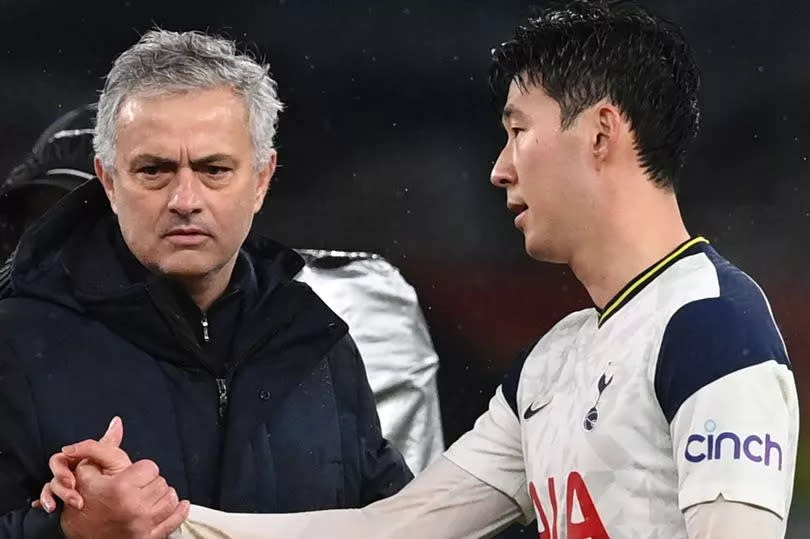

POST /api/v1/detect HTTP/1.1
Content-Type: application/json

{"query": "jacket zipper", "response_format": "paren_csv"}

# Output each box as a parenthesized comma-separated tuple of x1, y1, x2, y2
(214, 324, 290, 422)
(201, 313, 210, 343)
(200, 312, 226, 420)
(208, 303, 304, 423)
(203, 313, 228, 421)
(216, 378, 228, 421)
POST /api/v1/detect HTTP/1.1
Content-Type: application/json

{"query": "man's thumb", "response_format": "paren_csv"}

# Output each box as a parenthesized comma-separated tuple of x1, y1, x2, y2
(99, 416, 124, 447)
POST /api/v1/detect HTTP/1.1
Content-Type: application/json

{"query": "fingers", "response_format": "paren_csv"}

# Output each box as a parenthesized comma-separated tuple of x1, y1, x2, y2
(62, 439, 132, 473)
(49, 475, 84, 510)
(150, 486, 179, 525)
(149, 500, 190, 539)
(141, 474, 170, 506)
(99, 416, 124, 448)
(74, 457, 104, 485)
(118, 459, 160, 488)
(32, 483, 56, 512)
(48, 452, 77, 489)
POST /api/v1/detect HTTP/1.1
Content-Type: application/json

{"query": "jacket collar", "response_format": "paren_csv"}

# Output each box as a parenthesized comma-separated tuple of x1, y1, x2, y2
(7, 180, 347, 372)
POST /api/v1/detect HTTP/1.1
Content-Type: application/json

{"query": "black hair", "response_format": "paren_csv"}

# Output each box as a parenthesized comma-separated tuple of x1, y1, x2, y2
(490, 0, 700, 188)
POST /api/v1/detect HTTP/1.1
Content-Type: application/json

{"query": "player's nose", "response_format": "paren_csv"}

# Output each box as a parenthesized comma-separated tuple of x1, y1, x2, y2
(490, 146, 516, 188)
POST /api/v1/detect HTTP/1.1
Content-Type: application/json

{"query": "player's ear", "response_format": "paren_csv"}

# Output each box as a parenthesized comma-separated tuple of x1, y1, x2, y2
(592, 100, 622, 168)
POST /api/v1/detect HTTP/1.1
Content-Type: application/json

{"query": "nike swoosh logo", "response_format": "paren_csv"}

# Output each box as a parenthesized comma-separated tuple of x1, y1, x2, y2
(523, 396, 553, 420)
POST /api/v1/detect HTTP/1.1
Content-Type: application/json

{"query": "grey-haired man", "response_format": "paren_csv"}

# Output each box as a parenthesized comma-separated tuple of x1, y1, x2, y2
(0, 29, 411, 539)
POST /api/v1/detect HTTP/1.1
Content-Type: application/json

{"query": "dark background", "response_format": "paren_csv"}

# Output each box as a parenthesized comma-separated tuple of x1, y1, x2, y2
(1, 0, 808, 534)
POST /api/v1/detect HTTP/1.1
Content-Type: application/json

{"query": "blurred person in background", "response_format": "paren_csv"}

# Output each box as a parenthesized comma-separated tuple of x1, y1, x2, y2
(0, 104, 95, 264)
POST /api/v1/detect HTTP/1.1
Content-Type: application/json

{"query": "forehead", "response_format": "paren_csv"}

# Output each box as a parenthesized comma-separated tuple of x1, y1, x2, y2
(115, 87, 251, 158)
(116, 88, 248, 141)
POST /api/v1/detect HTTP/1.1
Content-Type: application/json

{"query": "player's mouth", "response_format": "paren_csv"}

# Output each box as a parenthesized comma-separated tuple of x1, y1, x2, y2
(507, 201, 529, 229)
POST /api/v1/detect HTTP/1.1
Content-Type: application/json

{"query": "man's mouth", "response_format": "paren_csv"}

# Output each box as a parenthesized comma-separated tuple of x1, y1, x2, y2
(163, 227, 211, 246)
(507, 202, 529, 228)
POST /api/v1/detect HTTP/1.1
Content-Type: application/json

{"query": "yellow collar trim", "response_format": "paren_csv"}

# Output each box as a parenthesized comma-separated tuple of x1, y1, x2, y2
(598, 236, 710, 327)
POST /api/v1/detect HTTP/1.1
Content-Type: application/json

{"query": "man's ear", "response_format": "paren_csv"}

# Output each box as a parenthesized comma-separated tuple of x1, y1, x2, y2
(591, 100, 624, 170)
(254, 150, 277, 214)
(95, 157, 118, 215)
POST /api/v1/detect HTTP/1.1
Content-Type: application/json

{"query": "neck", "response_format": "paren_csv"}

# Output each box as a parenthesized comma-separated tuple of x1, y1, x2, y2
(175, 257, 238, 312)
(569, 184, 690, 311)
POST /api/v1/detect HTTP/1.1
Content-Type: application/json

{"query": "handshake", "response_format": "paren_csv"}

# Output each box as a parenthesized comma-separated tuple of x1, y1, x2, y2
(34, 417, 190, 539)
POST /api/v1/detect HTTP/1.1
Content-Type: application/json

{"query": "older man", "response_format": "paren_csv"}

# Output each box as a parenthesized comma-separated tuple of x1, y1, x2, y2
(0, 29, 411, 538)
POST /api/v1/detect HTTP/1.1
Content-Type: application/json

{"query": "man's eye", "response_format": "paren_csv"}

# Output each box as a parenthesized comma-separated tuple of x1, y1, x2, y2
(205, 166, 230, 176)
(139, 166, 161, 175)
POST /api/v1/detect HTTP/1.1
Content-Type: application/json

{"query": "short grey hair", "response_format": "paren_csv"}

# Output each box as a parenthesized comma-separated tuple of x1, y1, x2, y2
(94, 29, 283, 171)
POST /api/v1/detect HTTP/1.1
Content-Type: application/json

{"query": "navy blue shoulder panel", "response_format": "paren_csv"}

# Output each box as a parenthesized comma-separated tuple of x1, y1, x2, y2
(654, 248, 789, 423)
(502, 337, 541, 418)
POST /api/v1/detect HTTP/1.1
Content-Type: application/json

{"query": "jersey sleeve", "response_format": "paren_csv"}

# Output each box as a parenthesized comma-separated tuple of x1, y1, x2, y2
(172, 457, 522, 539)
(654, 295, 798, 519)
(683, 496, 785, 539)
(443, 345, 536, 523)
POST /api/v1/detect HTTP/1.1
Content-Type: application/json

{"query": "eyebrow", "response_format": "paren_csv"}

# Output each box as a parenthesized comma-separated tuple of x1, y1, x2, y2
(130, 153, 236, 168)
(130, 154, 175, 168)
(501, 104, 527, 122)
(191, 154, 236, 166)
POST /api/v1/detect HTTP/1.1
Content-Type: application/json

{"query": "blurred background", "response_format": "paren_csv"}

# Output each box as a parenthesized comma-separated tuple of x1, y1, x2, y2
(1, 0, 808, 535)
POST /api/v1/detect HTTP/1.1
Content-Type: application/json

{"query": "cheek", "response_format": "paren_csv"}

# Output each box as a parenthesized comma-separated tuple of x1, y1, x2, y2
(212, 196, 256, 239)
(115, 192, 165, 243)
(514, 140, 554, 202)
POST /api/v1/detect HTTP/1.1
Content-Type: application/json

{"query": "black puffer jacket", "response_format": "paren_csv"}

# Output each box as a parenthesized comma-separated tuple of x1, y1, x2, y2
(0, 181, 412, 538)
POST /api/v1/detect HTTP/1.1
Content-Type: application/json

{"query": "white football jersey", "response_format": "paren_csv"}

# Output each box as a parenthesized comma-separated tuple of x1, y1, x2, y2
(444, 237, 798, 538)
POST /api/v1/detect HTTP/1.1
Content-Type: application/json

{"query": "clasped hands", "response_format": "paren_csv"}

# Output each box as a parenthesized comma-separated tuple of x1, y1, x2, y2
(34, 417, 189, 539)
